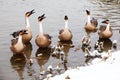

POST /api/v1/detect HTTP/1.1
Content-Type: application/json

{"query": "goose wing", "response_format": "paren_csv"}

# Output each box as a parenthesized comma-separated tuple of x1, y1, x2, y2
(99, 25, 106, 31)
(11, 29, 27, 38)
(59, 29, 72, 34)
(11, 38, 18, 45)
(91, 17, 98, 27)
(59, 29, 64, 34)
(44, 34, 52, 40)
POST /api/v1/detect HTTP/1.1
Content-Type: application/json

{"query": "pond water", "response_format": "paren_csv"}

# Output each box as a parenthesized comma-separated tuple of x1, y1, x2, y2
(0, 0, 120, 80)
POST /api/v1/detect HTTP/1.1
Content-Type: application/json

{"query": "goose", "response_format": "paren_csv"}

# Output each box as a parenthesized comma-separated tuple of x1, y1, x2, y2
(98, 19, 113, 39)
(10, 31, 27, 54)
(11, 9, 35, 43)
(58, 15, 73, 42)
(22, 9, 35, 43)
(84, 10, 98, 35)
(35, 14, 51, 48)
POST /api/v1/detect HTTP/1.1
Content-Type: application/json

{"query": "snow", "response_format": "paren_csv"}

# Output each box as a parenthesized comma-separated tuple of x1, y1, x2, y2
(45, 51, 120, 80)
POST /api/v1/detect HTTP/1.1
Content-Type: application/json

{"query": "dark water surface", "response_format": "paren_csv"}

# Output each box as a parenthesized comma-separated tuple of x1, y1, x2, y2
(0, 0, 120, 80)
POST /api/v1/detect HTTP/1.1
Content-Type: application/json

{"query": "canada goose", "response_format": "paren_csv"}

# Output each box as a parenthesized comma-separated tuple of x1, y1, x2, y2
(58, 15, 73, 42)
(11, 9, 35, 43)
(98, 19, 113, 39)
(35, 14, 52, 48)
(84, 10, 98, 35)
(10, 31, 27, 54)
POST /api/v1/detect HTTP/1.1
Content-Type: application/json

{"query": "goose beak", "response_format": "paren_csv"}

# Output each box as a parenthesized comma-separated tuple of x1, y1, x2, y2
(30, 9, 35, 15)
(26, 9, 35, 17)
(86, 10, 90, 15)
(102, 19, 109, 24)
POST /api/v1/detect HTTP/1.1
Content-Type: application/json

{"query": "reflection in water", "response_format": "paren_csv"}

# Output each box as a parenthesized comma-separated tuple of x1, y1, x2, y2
(53, 41, 74, 70)
(23, 42, 34, 77)
(10, 42, 33, 79)
(84, 38, 113, 64)
(112, 40, 117, 50)
(98, 38, 112, 52)
(35, 47, 51, 75)
(81, 36, 91, 52)
(10, 54, 26, 80)
(24, 42, 33, 61)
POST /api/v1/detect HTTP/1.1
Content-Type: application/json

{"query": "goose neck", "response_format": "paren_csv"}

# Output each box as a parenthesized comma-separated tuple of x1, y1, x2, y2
(26, 17, 30, 27)
(87, 15, 91, 24)
(39, 22, 43, 34)
(65, 20, 68, 29)
(106, 23, 110, 31)
(18, 35, 22, 43)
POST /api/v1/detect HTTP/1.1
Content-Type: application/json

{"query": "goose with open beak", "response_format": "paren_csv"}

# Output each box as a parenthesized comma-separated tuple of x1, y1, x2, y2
(35, 14, 52, 48)
(11, 9, 35, 43)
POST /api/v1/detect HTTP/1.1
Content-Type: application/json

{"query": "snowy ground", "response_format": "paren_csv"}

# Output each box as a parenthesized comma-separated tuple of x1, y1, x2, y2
(45, 50, 120, 80)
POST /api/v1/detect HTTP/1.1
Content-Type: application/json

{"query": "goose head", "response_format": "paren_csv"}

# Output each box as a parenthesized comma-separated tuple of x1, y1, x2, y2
(10, 29, 28, 38)
(102, 19, 110, 24)
(86, 10, 91, 25)
(38, 14, 46, 22)
(38, 14, 46, 34)
(86, 10, 90, 16)
(64, 15, 68, 20)
(64, 15, 69, 29)
(19, 30, 28, 36)
(25, 9, 35, 17)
